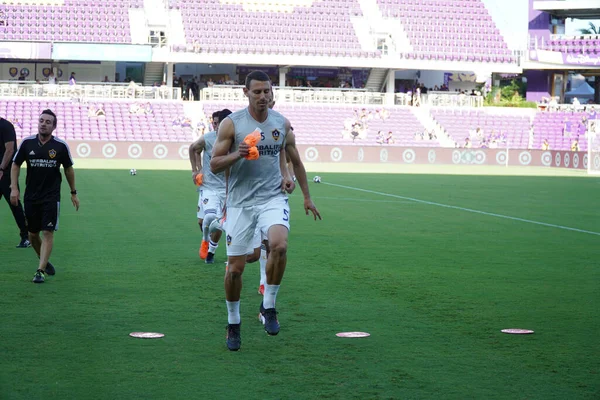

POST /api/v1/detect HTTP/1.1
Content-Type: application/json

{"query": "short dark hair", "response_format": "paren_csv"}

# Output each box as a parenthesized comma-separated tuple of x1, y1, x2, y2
(245, 71, 270, 89)
(41, 109, 57, 127)
(212, 111, 221, 120)
(219, 109, 232, 120)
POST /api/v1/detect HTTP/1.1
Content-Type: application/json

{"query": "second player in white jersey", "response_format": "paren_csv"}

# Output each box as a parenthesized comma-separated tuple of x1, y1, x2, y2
(189, 109, 232, 263)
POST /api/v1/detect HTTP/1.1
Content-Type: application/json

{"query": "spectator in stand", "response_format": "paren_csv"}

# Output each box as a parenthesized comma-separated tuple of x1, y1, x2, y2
(542, 139, 550, 150)
(69, 72, 76, 85)
(571, 138, 580, 152)
(464, 138, 472, 148)
(376, 131, 385, 144)
(102, 76, 110, 83)
(385, 131, 395, 144)
(48, 72, 57, 85)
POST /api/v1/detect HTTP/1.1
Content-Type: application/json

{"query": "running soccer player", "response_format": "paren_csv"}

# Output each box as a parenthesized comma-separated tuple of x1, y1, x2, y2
(189, 109, 232, 264)
(211, 71, 320, 351)
(10, 110, 80, 283)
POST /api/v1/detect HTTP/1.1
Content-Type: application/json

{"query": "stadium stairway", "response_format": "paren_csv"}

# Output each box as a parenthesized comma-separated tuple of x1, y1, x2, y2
(143, 62, 165, 86)
(365, 68, 389, 92)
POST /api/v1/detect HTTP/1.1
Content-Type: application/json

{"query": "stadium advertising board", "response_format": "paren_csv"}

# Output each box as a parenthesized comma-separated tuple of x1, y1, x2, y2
(52, 43, 152, 62)
(0, 42, 52, 59)
(57, 140, 588, 170)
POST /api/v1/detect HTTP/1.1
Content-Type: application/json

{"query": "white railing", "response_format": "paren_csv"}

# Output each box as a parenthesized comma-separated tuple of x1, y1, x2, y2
(201, 85, 484, 107)
(0, 82, 181, 100)
(395, 92, 484, 107)
(201, 85, 386, 105)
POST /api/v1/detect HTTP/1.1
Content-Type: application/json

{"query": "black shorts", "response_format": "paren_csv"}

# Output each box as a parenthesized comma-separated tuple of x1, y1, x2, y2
(24, 201, 60, 233)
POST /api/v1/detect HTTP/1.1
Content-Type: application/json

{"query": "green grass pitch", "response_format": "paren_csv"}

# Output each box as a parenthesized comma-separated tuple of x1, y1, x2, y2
(1, 170, 599, 399)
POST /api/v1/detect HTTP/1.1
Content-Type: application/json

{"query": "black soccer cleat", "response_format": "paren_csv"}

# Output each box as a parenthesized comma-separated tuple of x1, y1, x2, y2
(226, 323, 241, 351)
(45, 262, 55, 276)
(205, 252, 215, 264)
(32, 269, 45, 283)
(259, 302, 280, 336)
(16, 238, 31, 248)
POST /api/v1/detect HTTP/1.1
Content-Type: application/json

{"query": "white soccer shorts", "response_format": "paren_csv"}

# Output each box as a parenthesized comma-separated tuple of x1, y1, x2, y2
(197, 188, 225, 219)
(224, 196, 290, 256)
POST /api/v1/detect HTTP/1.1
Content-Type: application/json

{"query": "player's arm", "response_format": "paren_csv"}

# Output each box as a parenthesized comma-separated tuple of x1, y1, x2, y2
(9, 139, 26, 206)
(285, 150, 295, 180)
(9, 162, 20, 206)
(284, 121, 321, 220)
(279, 146, 295, 194)
(0, 139, 14, 181)
(64, 166, 79, 211)
(210, 118, 248, 173)
(0, 122, 16, 181)
(189, 136, 205, 183)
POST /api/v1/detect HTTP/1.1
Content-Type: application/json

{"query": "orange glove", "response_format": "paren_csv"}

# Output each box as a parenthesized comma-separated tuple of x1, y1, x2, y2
(244, 129, 261, 147)
(195, 173, 203, 186)
(246, 146, 259, 160)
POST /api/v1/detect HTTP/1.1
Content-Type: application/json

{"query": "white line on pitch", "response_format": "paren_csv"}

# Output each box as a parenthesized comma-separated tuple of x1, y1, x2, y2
(313, 196, 409, 204)
(323, 182, 600, 237)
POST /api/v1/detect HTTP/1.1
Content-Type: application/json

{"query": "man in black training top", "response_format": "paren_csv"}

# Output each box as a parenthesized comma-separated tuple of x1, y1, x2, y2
(10, 110, 80, 283)
(0, 117, 29, 247)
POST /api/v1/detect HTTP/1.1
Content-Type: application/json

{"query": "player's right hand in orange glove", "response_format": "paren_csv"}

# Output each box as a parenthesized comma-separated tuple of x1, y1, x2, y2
(194, 172, 203, 186)
(244, 129, 261, 147)
(242, 129, 261, 160)
(246, 146, 259, 160)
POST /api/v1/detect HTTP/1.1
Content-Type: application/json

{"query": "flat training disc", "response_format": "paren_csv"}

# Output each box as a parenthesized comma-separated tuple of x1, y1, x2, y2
(336, 332, 370, 338)
(501, 329, 534, 335)
(129, 332, 165, 339)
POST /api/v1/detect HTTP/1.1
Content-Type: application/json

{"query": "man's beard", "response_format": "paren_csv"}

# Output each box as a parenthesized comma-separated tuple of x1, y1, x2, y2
(39, 131, 51, 137)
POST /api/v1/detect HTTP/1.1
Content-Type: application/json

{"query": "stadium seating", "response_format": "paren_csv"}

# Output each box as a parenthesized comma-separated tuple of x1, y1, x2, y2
(431, 109, 531, 149)
(0, 0, 143, 43)
(531, 111, 589, 152)
(539, 36, 600, 55)
(377, 0, 515, 63)
(0, 96, 590, 152)
(0, 99, 194, 142)
(170, 0, 378, 58)
(201, 102, 436, 147)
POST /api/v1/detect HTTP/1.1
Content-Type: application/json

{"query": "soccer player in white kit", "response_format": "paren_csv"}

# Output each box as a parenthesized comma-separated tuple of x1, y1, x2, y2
(189, 109, 231, 263)
(211, 71, 321, 351)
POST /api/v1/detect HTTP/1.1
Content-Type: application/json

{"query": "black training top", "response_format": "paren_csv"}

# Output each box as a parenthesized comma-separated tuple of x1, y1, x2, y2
(0, 118, 17, 169)
(13, 135, 74, 204)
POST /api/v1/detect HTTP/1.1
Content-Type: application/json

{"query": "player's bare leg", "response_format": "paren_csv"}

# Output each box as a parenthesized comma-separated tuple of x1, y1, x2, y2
(259, 225, 288, 335)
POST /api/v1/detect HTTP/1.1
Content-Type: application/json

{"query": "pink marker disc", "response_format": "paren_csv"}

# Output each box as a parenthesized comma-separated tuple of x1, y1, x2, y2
(129, 332, 165, 339)
(336, 332, 370, 338)
(501, 329, 534, 334)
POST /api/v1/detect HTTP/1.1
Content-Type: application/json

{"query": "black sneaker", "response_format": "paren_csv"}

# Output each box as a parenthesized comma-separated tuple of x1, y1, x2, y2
(259, 302, 280, 336)
(226, 323, 241, 351)
(205, 252, 215, 264)
(32, 269, 45, 283)
(16, 238, 31, 248)
(45, 262, 55, 276)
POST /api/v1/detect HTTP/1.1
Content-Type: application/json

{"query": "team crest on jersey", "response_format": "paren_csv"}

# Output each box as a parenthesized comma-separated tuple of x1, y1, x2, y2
(271, 129, 281, 141)
(226, 234, 232, 246)
(203, 198, 209, 204)
(49, 149, 56, 159)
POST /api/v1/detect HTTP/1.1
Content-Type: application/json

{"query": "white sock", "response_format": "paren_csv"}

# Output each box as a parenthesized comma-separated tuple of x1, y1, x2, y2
(263, 284, 280, 309)
(259, 248, 267, 286)
(226, 300, 240, 324)
(209, 240, 218, 254)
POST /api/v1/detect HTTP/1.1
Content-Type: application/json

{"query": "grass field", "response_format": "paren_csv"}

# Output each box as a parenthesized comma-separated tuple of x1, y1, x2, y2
(1, 170, 599, 399)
